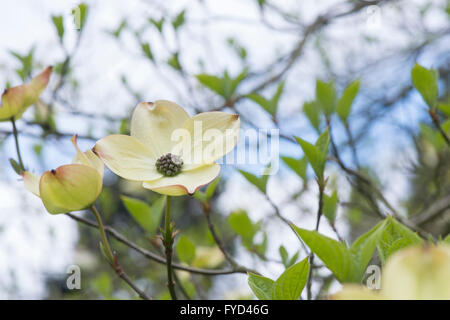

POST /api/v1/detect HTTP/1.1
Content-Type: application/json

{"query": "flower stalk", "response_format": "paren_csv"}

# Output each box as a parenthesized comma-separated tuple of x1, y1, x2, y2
(162, 195, 178, 300)
(11, 117, 25, 172)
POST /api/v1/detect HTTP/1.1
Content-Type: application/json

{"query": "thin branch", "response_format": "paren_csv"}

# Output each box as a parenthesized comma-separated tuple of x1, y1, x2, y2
(65, 213, 250, 276)
(201, 201, 260, 275)
(90, 206, 151, 300)
(429, 109, 450, 148)
(10, 117, 25, 170)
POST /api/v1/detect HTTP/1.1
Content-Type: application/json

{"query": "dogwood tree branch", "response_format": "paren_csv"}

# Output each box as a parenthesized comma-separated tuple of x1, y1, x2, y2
(66, 212, 255, 276)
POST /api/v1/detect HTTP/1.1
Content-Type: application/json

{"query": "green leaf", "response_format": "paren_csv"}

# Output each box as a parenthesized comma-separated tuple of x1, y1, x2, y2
(72, 3, 88, 31)
(121, 195, 165, 235)
(420, 123, 445, 150)
(168, 53, 181, 70)
(196, 69, 247, 100)
(109, 20, 127, 38)
(336, 80, 360, 121)
(438, 103, 450, 116)
(32, 144, 43, 156)
(441, 234, 450, 245)
(230, 68, 248, 96)
(295, 138, 323, 181)
(247, 94, 273, 114)
(279, 245, 289, 266)
(303, 101, 321, 132)
(9, 158, 22, 175)
(349, 219, 387, 280)
(228, 210, 256, 245)
(172, 10, 186, 30)
(291, 226, 357, 283)
(295, 130, 329, 182)
(411, 63, 439, 109)
(323, 190, 338, 223)
(176, 235, 196, 264)
(315, 128, 330, 155)
(248, 273, 274, 300)
(316, 79, 336, 117)
(247, 81, 285, 117)
(141, 43, 154, 61)
(238, 169, 268, 194)
(195, 74, 224, 97)
(281, 156, 308, 181)
(377, 217, 424, 264)
(271, 81, 285, 110)
(149, 17, 164, 33)
(10, 48, 34, 81)
(287, 251, 299, 268)
(51, 15, 65, 40)
(205, 176, 220, 200)
(194, 176, 221, 203)
(273, 258, 309, 300)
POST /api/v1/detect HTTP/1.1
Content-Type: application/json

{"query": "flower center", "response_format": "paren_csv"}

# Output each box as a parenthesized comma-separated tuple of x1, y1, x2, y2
(156, 153, 183, 177)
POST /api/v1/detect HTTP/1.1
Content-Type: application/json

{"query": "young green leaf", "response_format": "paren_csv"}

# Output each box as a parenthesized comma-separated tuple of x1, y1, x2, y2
(281, 156, 308, 181)
(149, 17, 164, 33)
(303, 101, 321, 132)
(109, 20, 127, 38)
(287, 251, 299, 268)
(176, 235, 196, 264)
(291, 226, 358, 283)
(295, 130, 329, 183)
(336, 80, 360, 121)
(279, 245, 289, 266)
(247, 81, 284, 117)
(196, 69, 247, 100)
(441, 234, 450, 245)
(168, 53, 181, 70)
(228, 210, 257, 247)
(349, 219, 387, 280)
(72, 3, 88, 31)
(195, 74, 224, 97)
(247, 94, 273, 115)
(315, 129, 330, 158)
(411, 63, 439, 109)
(271, 81, 285, 110)
(420, 123, 445, 150)
(9, 158, 23, 175)
(141, 43, 154, 61)
(376, 217, 424, 264)
(438, 103, 450, 116)
(121, 195, 165, 235)
(172, 10, 186, 30)
(323, 190, 338, 223)
(248, 273, 274, 300)
(227, 68, 248, 99)
(316, 79, 336, 117)
(205, 176, 221, 200)
(51, 15, 65, 40)
(273, 258, 310, 300)
(238, 169, 268, 194)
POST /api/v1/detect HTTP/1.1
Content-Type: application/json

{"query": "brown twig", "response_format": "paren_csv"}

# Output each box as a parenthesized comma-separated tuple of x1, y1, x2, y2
(66, 213, 251, 276)
(89, 206, 151, 300)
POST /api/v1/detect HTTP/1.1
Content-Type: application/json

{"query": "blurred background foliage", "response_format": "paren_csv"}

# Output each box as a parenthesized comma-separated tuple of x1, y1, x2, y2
(0, 0, 449, 299)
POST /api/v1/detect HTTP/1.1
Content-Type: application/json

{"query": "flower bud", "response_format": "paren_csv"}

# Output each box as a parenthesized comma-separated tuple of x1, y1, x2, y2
(0, 66, 52, 121)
